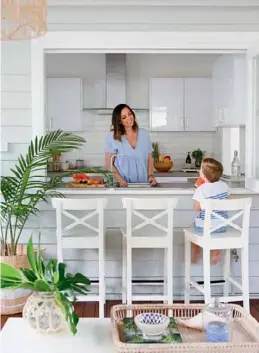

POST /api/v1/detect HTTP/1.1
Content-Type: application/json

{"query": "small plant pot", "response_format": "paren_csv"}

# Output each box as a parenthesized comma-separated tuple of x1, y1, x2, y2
(23, 292, 65, 333)
(195, 160, 202, 168)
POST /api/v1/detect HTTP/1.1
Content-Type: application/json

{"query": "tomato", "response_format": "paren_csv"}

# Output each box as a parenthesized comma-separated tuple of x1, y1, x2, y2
(90, 180, 100, 185)
(73, 173, 89, 181)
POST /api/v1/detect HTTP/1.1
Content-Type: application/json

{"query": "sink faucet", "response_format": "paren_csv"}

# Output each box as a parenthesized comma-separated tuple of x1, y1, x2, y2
(110, 154, 134, 172)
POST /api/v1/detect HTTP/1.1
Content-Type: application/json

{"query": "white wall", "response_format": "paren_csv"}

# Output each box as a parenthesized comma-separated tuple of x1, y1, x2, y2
(46, 53, 217, 169)
(48, 6, 259, 32)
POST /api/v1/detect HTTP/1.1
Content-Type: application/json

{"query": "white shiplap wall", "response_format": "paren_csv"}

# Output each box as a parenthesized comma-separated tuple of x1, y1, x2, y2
(1, 41, 32, 176)
(46, 53, 217, 169)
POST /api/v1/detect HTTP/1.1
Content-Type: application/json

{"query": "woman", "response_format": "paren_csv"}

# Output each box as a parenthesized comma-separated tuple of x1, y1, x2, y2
(105, 104, 157, 186)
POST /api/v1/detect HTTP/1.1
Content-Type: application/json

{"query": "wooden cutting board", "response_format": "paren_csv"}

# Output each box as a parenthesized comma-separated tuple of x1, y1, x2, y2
(67, 182, 106, 188)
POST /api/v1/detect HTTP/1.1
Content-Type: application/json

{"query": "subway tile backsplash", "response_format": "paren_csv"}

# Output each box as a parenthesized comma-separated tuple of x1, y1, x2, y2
(63, 111, 216, 170)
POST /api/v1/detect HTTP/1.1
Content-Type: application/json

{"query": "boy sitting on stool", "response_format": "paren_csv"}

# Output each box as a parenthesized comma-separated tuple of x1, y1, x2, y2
(192, 158, 229, 264)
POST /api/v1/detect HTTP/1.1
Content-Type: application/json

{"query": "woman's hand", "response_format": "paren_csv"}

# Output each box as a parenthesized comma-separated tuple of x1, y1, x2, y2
(119, 178, 128, 187)
(148, 175, 157, 186)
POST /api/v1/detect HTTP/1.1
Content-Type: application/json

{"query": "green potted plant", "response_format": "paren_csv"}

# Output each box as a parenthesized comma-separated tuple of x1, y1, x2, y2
(192, 148, 206, 168)
(0, 236, 90, 335)
(152, 142, 160, 161)
(0, 129, 85, 314)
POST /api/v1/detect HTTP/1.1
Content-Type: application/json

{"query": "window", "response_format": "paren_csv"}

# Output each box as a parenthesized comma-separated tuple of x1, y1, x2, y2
(246, 50, 259, 193)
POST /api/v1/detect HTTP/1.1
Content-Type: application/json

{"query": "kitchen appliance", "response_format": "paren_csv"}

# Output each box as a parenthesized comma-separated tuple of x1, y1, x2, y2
(95, 54, 145, 115)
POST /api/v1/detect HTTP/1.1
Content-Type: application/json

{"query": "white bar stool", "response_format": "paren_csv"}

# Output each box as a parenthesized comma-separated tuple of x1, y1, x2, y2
(52, 198, 108, 318)
(121, 197, 178, 305)
(184, 197, 252, 312)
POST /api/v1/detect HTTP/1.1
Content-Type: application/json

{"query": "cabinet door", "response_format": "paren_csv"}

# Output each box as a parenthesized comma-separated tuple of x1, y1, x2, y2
(184, 78, 215, 131)
(149, 78, 184, 131)
(212, 55, 246, 127)
(47, 78, 82, 132)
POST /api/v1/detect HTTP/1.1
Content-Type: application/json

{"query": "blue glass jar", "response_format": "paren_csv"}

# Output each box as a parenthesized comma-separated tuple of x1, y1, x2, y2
(202, 298, 232, 343)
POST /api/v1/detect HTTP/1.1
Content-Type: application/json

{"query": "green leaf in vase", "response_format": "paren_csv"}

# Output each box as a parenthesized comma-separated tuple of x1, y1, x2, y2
(27, 236, 39, 277)
(20, 268, 37, 282)
(33, 279, 52, 292)
(0, 263, 22, 281)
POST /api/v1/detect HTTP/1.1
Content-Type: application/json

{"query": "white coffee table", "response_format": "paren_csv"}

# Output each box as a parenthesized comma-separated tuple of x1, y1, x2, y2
(0, 318, 117, 353)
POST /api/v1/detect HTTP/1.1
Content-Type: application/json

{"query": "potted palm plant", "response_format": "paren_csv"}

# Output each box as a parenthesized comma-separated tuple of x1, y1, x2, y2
(0, 130, 85, 314)
(0, 236, 90, 335)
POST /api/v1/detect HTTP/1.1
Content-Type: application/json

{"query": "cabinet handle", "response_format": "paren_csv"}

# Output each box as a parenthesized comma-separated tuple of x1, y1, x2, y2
(218, 108, 224, 123)
(185, 117, 188, 129)
(181, 118, 184, 129)
(49, 116, 53, 129)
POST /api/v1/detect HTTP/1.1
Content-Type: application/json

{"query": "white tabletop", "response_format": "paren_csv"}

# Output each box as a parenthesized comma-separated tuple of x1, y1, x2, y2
(0, 318, 116, 353)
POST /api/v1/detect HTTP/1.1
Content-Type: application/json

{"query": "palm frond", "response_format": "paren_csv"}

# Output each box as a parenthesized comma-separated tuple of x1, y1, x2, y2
(1, 130, 85, 255)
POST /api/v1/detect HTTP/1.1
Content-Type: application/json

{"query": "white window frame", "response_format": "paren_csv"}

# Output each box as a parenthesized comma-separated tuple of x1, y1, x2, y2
(31, 31, 259, 192)
(246, 42, 259, 193)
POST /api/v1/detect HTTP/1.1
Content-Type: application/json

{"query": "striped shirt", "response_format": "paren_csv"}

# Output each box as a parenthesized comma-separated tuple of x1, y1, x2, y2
(193, 181, 229, 229)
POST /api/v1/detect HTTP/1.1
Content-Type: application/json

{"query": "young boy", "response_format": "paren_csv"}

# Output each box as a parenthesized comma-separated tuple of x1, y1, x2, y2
(192, 158, 229, 264)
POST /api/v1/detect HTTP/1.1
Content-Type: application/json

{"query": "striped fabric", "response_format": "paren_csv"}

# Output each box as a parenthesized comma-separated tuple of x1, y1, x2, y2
(197, 191, 228, 221)
(193, 181, 229, 231)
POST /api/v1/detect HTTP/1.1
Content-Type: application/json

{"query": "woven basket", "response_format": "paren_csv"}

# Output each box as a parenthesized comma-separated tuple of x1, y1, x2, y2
(154, 161, 173, 172)
(111, 303, 259, 353)
(0, 245, 46, 315)
(0, 245, 31, 315)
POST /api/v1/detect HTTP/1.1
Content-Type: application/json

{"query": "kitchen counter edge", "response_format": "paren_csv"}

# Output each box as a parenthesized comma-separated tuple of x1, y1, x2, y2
(55, 187, 253, 195)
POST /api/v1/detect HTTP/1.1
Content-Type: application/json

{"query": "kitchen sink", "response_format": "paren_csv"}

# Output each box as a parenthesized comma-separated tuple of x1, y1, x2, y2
(127, 183, 151, 188)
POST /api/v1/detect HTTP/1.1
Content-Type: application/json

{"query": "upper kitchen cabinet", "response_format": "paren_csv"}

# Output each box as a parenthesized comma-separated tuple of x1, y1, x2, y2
(149, 78, 184, 131)
(212, 55, 246, 127)
(184, 78, 215, 132)
(46, 77, 83, 132)
(149, 77, 214, 131)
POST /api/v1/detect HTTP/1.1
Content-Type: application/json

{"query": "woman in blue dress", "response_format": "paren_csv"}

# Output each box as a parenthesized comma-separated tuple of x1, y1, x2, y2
(105, 104, 157, 186)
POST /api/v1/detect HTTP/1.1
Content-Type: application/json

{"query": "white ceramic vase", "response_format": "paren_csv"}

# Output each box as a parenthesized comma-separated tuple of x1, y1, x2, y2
(23, 292, 65, 333)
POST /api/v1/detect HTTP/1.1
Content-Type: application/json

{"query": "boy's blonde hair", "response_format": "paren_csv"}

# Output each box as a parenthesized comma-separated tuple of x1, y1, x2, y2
(201, 158, 223, 183)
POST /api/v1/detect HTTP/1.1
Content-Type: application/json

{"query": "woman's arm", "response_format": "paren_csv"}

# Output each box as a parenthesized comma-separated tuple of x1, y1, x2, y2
(105, 152, 127, 186)
(147, 153, 157, 185)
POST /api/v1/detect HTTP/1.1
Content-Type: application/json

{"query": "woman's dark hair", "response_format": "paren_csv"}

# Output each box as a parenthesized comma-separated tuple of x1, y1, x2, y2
(111, 104, 138, 141)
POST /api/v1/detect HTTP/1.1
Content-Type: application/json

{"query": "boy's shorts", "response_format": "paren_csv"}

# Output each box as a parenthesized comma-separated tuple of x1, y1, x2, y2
(193, 222, 228, 234)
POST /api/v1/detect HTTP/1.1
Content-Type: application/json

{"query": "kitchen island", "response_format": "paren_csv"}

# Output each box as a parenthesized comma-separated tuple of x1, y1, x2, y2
(25, 181, 259, 300)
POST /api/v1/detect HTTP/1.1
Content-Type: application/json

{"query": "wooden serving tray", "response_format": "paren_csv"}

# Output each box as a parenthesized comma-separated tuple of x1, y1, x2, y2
(67, 182, 106, 188)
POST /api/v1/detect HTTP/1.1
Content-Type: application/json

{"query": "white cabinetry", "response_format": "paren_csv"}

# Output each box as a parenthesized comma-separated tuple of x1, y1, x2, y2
(149, 78, 214, 131)
(149, 78, 184, 131)
(46, 78, 83, 132)
(184, 78, 214, 132)
(212, 55, 246, 127)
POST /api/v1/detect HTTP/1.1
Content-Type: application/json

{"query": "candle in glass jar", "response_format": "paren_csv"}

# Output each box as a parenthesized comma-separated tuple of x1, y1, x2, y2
(206, 321, 229, 342)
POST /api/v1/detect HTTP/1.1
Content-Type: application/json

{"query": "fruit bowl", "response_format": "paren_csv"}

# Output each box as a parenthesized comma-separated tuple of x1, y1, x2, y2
(154, 160, 173, 172)
(134, 313, 170, 335)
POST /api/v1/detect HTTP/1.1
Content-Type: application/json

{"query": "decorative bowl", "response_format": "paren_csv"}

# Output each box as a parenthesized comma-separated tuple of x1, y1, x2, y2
(154, 160, 173, 172)
(134, 313, 170, 335)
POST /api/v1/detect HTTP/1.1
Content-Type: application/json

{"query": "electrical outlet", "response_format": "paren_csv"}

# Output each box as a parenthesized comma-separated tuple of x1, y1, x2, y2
(231, 249, 239, 262)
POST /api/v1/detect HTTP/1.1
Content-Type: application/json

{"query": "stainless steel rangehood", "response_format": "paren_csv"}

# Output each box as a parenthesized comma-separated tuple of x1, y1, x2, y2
(98, 54, 126, 115)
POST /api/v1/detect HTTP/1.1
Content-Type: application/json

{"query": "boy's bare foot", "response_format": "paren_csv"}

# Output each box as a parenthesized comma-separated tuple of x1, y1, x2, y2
(191, 244, 201, 263)
(211, 250, 220, 264)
